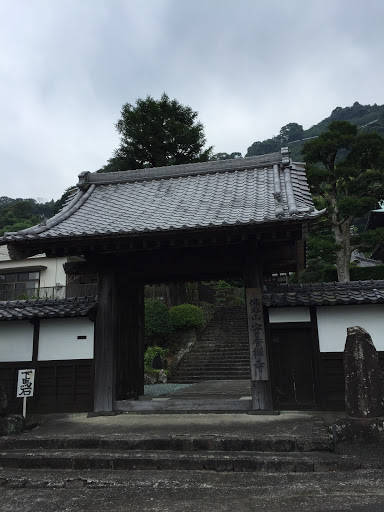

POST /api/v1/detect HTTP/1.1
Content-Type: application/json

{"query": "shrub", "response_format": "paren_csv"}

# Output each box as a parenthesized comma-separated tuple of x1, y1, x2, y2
(169, 303, 205, 330)
(144, 299, 172, 337)
(144, 346, 169, 368)
(322, 265, 384, 282)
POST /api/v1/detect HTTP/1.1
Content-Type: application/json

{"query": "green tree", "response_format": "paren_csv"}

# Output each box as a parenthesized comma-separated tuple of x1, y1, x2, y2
(210, 152, 242, 161)
(302, 121, 384, 282)
(109, 93, 212, 170)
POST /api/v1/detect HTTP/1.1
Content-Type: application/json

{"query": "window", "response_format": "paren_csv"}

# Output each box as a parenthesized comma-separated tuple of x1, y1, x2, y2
(0, 271, 40, 300)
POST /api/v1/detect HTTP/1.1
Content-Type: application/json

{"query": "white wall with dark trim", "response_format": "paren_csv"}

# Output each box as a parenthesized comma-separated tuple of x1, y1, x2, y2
(316, 304, 384, 352)
(0, 321, 34, 361)
(38, 317, 94, 361)
(268, 307, 310, 323)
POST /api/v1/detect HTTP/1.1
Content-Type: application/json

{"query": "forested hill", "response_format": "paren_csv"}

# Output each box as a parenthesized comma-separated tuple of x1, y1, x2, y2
(0, 197, 56, 237)
(246, 102, 384, 161)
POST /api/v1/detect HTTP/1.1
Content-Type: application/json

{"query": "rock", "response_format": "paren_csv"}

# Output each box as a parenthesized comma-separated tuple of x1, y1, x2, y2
(157, 370, 168, 384)
(344, 326, 384, 418)
(144, 373, 156, 385)
(0, 385, 7, 415)
(0, 415, 24, 436)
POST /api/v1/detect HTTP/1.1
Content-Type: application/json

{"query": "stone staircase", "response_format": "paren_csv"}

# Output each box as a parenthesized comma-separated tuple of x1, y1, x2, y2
(170, 306, 251, 383)
(0, 421, 379, 477)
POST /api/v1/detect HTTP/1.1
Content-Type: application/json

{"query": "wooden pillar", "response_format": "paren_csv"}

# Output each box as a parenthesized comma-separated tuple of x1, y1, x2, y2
(94, 269, 144, 412)
(115, 275, 144, 401)
(244, 244, 274, 410)
(94, 270, 117, 412)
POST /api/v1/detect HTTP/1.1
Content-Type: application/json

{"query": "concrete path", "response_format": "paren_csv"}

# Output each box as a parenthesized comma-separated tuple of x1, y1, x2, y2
(24, 411, 318, 438)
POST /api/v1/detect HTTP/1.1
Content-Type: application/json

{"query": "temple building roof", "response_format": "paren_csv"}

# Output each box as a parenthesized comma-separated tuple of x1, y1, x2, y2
(1, 149, 323, 249)
(263, 280, 384, 307)
(0, 296, 96, 321)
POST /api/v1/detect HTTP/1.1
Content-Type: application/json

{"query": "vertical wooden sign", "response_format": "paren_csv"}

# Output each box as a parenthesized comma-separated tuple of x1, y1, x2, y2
(245, 288, 269, 381)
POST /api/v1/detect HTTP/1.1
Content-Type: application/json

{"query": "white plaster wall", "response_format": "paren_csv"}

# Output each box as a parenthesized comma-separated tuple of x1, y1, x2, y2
(38, 318, 94, 361)
(0, 321, 34, 361)
(38, 257, 67, 288)
(268, 307, 310, 323)
(317, 305, 384, 352)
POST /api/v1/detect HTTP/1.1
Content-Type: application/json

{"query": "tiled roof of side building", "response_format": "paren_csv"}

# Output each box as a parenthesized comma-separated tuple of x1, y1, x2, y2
(0, 296, 96, 321)
(0, 149, 324, 243)
(263, 280, 384, 307)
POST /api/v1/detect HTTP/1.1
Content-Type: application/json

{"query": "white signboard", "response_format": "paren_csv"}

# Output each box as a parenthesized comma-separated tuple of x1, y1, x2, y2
(17, 369, 35, 398)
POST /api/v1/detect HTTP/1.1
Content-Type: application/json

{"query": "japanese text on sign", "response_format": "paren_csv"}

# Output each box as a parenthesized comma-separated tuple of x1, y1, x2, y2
(17, 369, 35, 398)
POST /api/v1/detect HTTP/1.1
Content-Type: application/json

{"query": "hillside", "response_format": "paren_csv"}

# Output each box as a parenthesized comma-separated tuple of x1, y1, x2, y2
(0, 197, 55, 236)
(246, 102, 384, 161)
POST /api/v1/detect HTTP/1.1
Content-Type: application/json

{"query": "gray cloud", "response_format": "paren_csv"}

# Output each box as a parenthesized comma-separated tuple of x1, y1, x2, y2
(1, 0, 384, 199)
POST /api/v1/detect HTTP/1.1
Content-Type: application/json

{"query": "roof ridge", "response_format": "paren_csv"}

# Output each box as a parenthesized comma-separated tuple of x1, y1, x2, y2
(78, 151, 287, 188)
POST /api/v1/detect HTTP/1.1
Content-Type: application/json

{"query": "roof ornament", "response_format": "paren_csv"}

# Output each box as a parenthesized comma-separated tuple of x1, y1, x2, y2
(78, 171, 90, 189)
(281, 147, 291, 167)
(273, 164, 285, 217)
(39, 214, 47, 226)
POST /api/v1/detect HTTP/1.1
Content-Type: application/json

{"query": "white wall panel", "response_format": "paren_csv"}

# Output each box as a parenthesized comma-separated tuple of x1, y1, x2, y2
(38, 317, 94, 361)
(268, 307, 310, 323)
(0, 321, 33, 361)
(317, 305, 384, 352)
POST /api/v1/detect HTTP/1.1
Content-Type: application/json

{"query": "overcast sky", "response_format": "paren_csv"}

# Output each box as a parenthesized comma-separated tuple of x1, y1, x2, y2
(1, 0, 384, 201)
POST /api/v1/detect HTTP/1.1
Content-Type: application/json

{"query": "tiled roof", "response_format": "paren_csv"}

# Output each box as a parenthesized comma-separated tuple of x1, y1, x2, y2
(0, 245, 44, 261)
(0, 296, 96, 321)
(0, 149, 323, 243)
(263, 281, 384, 307)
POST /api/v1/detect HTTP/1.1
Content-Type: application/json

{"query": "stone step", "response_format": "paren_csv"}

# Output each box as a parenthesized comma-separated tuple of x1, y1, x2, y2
(169, 376, 250, 382)
(172, 370, 251, 375)
(0, 449, 363, 473)
(177, 364, 250, 369)
(0, 433, 332, 453)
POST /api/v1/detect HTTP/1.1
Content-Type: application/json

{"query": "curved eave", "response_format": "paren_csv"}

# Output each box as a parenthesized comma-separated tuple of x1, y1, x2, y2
(2, 209, 324, 245)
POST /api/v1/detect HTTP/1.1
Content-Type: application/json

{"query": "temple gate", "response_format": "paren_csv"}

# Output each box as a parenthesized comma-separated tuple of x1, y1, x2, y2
(1, 149, 323, 412)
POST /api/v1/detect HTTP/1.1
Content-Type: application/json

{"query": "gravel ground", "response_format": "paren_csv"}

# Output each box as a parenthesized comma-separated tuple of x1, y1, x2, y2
(144, 383, 194, 396)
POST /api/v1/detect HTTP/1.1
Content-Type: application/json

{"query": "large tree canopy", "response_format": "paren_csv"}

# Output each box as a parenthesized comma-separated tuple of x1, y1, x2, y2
(100, 93, 212, 172)
(302, 121, 384, 282)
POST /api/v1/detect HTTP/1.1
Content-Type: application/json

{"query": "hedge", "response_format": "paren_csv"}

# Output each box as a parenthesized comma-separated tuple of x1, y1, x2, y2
(144, 299, 172, 337)
(169, 304, 205, 330)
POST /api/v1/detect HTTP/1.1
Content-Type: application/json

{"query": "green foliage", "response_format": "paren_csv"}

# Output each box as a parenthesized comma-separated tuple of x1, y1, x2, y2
(323, 265, 384, 282)
(144, 299, 172, 337)
(144, 345, 169, 368)
(302, 121, 384, 281)
(109, 93, 212, 170)
(169, 304, 205, 330)
(246, 102, 384, 161)
(0, 198, 55, 236)
(210, 152, 242, 161)
(53, 187, 77, 214)
(355, 227, 384, 253)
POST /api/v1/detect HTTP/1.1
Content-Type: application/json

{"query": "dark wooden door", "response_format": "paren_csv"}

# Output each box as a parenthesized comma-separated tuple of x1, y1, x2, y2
(271, 328, 316, 408)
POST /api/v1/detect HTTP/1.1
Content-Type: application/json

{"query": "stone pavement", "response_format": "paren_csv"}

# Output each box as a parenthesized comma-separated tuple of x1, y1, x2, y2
(23, 410, 319, 437)
(2, 468, 384, 511)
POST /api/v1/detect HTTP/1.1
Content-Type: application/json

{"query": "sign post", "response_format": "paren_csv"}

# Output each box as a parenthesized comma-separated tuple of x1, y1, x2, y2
(17, 369, 35, 418)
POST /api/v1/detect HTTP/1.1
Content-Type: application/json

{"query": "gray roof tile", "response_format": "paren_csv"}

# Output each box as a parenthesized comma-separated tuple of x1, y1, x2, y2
(0, 296, 96, 321)
(263, 280, 384, 307)
(1, 151, 323, 243)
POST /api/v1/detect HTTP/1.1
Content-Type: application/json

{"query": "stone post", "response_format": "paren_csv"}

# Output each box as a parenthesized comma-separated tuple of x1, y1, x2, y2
(344, 326, 384, 418)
